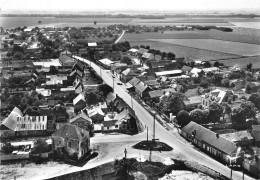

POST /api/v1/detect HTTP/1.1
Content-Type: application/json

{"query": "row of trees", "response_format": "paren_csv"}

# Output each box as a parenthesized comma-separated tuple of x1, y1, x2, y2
(139, 45, 176, 60)
(176, 100, 257, 127)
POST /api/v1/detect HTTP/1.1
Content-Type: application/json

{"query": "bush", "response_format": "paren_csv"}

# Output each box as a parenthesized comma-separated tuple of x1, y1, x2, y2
(1, 143, 14, 154)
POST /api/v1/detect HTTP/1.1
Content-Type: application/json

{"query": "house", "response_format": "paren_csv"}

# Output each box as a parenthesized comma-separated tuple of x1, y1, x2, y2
(135, 81, 152, 97)
(243, 158, 260, 178)
(137, 48, 149, 57)
(148, 88, 176, 102)
(201, 89, 235, 109)
(154, 55, 162, 61)
(229, 79, 246, 90)
(72, 61, 85, 72)
(52, 124, 90, 161)
(181, 121, 239, 164)
(128, 48, 138, 56)
(59, 55, 75, 67)
(220, 131, 254, 144)
(0, 107, 49, 138)
(184, 96, 202, 110)
(88, 42, 97, 47)
(144, 80, 160, 88)
(74, 81, 84, 94)
(246, 82, 260, 93)
(60, 50, 72, 56)
(99, 58, 114, 67)
(73, 94, 86, 113)
(69, 111, 92, 132)
(155, 70, 183, 77)
(106, 92, 117, 104)
(121, 68, 138, 83)
(87, 106, 105, 123)
(102, 109, 136, 132)
(251, 125, 260, 144)
(181, 65, 192, 75)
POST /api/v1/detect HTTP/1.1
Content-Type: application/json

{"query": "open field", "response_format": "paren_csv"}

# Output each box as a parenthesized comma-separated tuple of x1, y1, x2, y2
(217, 56, 260, 69)
(122, 30, 260, 45)
(128, 40, 241, 61)
(149, 39, 260, 56)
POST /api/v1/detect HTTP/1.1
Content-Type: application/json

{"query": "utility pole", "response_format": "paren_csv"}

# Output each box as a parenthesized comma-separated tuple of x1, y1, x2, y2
(147, 127, 148, 143)
(153, 114, 156, 140)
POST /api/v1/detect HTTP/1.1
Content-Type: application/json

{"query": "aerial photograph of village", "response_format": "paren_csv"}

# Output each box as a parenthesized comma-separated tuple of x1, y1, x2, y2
(0, 0, 260, 179)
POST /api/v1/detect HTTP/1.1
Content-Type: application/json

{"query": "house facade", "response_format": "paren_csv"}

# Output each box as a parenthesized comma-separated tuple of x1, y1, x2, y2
(52, 124, 90, 161)
(181, 121, 239, 164)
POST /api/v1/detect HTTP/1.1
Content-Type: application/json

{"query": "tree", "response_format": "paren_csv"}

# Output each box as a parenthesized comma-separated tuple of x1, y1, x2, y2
(31, 138, 49, 154)
(176, 110, 191, 127)
(166, 52, 175, 59)
(221, 102, 232, 120)
(213, 61, 220, 67)
(97, 84, 113, 98)
(13, 52, 23, 59)
(49, 66, 59, 74)
(94, 21, 97, 25)
(246, 63, 252, 71)
(248, 93, 260, 110)
(160, 92, 186, 114)
(114, 158, 137, 179)
(121, 56, 132, 65)
(245, 84, 251, 93)
(1, 143, 14, 154)
(232, 101, 257, 124)
(85, 89, 103, 106)
(190, 109, 208, 124)
(203, 61, 211, 68)
(208, 102, 223, 124)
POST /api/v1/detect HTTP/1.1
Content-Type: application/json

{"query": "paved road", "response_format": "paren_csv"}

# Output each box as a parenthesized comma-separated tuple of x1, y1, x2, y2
(74, 55, 254, 180)
(114, 30, 125, 44)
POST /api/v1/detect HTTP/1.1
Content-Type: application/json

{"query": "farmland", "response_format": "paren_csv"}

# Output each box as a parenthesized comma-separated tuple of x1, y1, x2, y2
(122, 30, 260, 45)
(127, 40, 241, 61)
(149, 39, 260, 56)
(218, 56, 260, 69)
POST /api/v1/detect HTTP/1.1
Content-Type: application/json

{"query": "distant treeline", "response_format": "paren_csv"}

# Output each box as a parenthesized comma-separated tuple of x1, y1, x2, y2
(1, 13, 259, 18)
(191, 25, 233, 32)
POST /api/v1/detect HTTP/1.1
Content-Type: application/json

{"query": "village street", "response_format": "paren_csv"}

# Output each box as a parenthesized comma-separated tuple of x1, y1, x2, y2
(73, 55, 255, 180)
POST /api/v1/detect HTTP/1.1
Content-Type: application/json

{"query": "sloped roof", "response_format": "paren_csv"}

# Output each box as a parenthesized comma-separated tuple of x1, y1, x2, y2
(220, 131, 254, 142)
(73, 61, 84, 71)
(88, 42, 97, 47)
(103, 120, 118, 127)
(99, 58, 114, 66)
(148, 88, 176, 98)
(182, 121, 238, 155)
(137, 76, 156, 82)
(59, 55, 75, 65)
(114, 109, 129, 121)
(121, 68, 138, 76)
(181, 65, 193, 72)
(52, 123, 89, 140)
(137, 48, 148, 55)
(1, 107, 23, 131)
(128, 77, 141, 86)
(106, 92, 116, 104)
(144, 80, 160, 86)
(154, 55, 162, 61)
(73, 94, 86, 105)
(135, 81, 150, 93)
(69, 111, 92, 124)
(155, 70, 182, 76)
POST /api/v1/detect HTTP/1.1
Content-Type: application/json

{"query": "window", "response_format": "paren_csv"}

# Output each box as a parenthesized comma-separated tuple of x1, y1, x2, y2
(115, 125, 118, 128)
(107, 126, 109, 130)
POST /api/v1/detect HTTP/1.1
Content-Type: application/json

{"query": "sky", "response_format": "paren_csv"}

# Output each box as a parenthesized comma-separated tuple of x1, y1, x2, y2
(0, 0, 260, 12)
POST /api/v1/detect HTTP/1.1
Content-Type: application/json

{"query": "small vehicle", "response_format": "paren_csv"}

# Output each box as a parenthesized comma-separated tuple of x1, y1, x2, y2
(117, 82, 123, 85)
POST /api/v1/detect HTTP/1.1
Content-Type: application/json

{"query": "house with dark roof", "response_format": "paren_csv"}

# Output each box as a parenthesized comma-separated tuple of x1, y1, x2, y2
(135, 81, 152, 97)
(148, 88, 176, 102)
(121, 68, 138, 83)
(181, 121, 239, 164)
(52, 123, 90, 161)
(69, 111, 92, 133)
(59, 55, 75, 67)
(73, 94, 86, 113)
(144, 79, 160, 88)
(220, 130, 254, 144)
(72, 61, 85, 72)
(102, 109, 136, 132)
